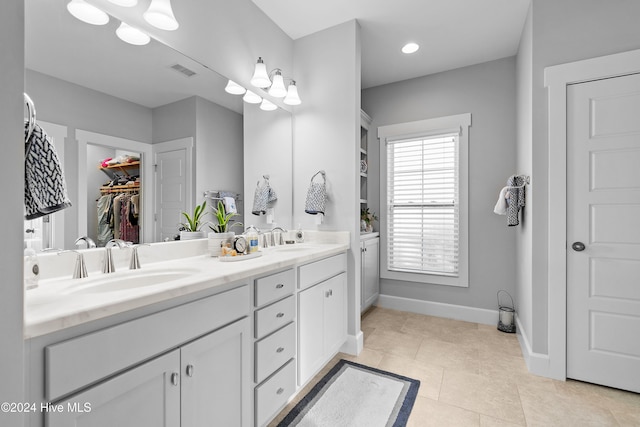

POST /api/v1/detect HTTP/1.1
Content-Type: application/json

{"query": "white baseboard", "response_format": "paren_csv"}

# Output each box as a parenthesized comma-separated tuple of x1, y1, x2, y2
(340, 331, 363, 356)
(515, 314, 561, 379)
(376, 294, 498, 326)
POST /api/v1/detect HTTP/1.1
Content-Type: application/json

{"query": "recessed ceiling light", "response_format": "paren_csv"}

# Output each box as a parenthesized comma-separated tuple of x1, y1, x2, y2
(402, 43, 420, 54)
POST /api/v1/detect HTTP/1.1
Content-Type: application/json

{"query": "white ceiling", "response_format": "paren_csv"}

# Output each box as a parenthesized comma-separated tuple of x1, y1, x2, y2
(252, 0, 531, 88)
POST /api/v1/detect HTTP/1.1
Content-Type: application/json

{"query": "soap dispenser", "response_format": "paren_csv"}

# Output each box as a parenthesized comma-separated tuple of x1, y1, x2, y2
(24, 246, 40, 290)
(295, 224, 305, 243)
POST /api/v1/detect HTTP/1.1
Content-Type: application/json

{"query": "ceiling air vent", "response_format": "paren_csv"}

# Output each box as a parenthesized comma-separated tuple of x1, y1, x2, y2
(170, 63, 197, 78)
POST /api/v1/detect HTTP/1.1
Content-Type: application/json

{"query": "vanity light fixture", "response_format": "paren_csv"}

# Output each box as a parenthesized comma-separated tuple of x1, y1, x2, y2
(224, 80, 247, 95)
(67, 0, 110, 25)
(250, 57, 302, 105)
(116, 22, 150, 45)
(268, 70, 287, 98)
(283, 80, 301, 106)
(250, 57, 271, 88)
(107, 0, 138, 6)
(143, 0, 179, 31)
(401, 42, 420, 54)
(260, 99, 278, 111)
(243, 90, 262, 104)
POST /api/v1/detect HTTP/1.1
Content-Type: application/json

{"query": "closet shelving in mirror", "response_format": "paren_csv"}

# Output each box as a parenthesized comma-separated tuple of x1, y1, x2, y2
(99, 161, 141, 194)
(99, 161, 140, 176)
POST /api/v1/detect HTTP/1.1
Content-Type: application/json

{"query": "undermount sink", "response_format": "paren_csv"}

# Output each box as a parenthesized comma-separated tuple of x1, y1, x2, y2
(61, 267, 200, 295)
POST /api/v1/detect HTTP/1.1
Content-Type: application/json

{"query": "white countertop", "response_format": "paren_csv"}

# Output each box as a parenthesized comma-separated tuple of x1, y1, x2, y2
(25, 235, 349, 339)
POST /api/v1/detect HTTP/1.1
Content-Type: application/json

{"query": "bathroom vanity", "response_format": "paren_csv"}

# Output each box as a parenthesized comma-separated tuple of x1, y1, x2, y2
(23, 235, 349, 427)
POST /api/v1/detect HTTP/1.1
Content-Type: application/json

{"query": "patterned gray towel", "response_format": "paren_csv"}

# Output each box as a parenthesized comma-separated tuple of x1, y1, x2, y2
(24, 122, 72, 220)
(507, 175, 525, 226)
(252, 177, 277, 215)
(305, 171, 326, 215)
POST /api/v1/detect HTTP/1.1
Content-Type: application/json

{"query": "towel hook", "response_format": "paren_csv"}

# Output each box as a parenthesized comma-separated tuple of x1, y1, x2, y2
(24, 92, 36, 142)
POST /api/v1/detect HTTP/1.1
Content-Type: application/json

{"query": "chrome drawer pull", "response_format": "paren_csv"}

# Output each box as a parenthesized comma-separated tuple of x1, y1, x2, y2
(276, 312, 285, 318)
(171, 372, 179, 386)
(276, 283, 284, 289)
(186, 364, 194, 377)
(276, 387, 284, 395)
(276, 347, 285, 353)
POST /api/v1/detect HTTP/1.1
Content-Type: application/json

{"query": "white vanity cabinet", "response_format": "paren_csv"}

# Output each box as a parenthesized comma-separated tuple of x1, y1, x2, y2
(252, 269, 297, 427)
(297, 254, 348, 386)
(41, 285, 251, 427)
(361, 234, 380, 312)
(48, 318, 249, 427)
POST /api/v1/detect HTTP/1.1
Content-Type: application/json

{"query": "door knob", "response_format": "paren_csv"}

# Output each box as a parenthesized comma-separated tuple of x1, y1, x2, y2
(572, 242, 586, 252)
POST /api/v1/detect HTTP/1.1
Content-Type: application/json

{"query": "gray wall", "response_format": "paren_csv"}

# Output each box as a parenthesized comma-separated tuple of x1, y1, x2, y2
(516, 3, 534, 350)
(519, 0, 640, 354)
(1, 0, 24, 423)
(243, 103, 293, 229)
(293, 20, 362, 342)
(195, 96, 244, 214)
(362, 56, 518, 311)
(152, 97, 196, 144)
(25, 69, 153, 143)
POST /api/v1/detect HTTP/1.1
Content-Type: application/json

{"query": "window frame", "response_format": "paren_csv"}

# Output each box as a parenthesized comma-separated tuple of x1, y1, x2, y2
(378, 113, 470, 287)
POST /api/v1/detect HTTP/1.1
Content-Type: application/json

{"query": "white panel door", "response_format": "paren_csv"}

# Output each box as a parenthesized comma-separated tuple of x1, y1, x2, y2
(567, 73, 640, 392)
(181, 318, 250, 427)
(153, 138, 192, 242)
(298, 282, 325, 386)
(47, 350, 180, 427)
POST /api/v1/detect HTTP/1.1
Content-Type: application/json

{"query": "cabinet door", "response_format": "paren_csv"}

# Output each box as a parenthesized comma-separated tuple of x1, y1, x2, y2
(298, 283, 325, 385)
(181, 317, 250, 427)
(362, 238, 380, 310)
(47, 350, 180, 427)
(324, 273, 347, 357)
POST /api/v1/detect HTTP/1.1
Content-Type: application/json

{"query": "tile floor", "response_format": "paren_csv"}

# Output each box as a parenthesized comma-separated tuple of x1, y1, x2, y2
(269, 306, 640, 427)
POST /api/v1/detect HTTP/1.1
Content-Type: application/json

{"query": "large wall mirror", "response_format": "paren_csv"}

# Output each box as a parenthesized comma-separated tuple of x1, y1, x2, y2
(25, 0, 293, 250)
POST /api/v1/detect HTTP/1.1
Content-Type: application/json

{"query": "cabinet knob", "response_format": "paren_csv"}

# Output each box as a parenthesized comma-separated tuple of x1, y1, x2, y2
(171, 372, 179, 386)
(186, 364, 194, 377)
(276, 387, 284, 395)
(276, 283, 284, 289)
(276, 312, 285, 318)
(276, 347, 285, 353)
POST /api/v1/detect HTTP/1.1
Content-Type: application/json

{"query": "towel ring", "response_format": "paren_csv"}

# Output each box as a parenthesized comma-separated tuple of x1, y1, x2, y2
(24, 93, 36, 142)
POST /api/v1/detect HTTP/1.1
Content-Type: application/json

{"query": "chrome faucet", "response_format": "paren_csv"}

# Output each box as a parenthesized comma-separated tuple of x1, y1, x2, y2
(103, 239, 129, 273)
(58, 250, 88, 279)
(129, 244, 150, 270)
(75, 236, 96, 249)
(271, 226, 287, 245)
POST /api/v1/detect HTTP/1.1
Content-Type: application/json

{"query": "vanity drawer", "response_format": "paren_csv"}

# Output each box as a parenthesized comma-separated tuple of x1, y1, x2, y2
(255, 295, 295, 339)
(255, 359, 296, 427)
(45, 285, 249, 401)
(255, 268, 294, 307)
(255, 322, 295, 383)
(298, 253, 347, 291)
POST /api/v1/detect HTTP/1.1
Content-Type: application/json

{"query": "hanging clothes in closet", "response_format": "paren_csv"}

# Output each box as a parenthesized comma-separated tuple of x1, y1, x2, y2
(96, 190, 140, 245)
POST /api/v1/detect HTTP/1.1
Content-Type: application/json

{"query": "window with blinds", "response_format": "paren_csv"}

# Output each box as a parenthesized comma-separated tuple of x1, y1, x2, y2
(386, 132, 459, 276)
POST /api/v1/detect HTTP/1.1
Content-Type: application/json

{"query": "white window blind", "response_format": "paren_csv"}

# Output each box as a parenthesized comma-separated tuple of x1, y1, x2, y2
(386, 132, 459, 276)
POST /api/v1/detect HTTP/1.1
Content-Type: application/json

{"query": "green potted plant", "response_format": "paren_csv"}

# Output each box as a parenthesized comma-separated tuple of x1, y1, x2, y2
(180, 201, 209, 240)
(208, 200, 243, 256)
(360, 207, 378, 233)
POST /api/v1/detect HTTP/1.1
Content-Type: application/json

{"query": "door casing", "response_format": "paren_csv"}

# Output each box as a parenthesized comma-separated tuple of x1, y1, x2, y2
(543, 48, 640, 380)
